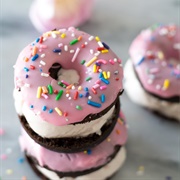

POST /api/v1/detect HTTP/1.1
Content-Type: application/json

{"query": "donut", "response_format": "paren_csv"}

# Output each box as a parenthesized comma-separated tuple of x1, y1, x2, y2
(19, 112, 127, 180)
(29, 0, 94, 32)
(124, 24, 180, 121)
(14, 27, 124, 152)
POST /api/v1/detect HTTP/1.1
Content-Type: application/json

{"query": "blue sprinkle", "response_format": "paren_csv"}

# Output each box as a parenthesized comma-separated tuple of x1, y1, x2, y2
(96, 62, 101, 66)
(42, 106, 47, 111)
(49, 109, 53, 113)
(100, 77, 110, 85)
(87, 100, 101, 108)
(79, 94, 83, 98)
(99, 72, 103, 78)
(35, 38, 40, 43)
(18, 157, 25, 164)
(136, 56, 145, 66)
(30, 105, 34, 109)
(150, 36, 156, 42)
(39, 68, 43, 72)
(53, 48, 61, 53)
(176, 74, 180, 79)
(31, 54, 39, 61)
(24, 67, 29, 72)
(85, 92, 89, 97)
(102, 42, 110, 49)
(87, 149, 92, 155)
(84, 87, 89, 91)
(101, 94, 106, 103)
(25, 74, 29, 78)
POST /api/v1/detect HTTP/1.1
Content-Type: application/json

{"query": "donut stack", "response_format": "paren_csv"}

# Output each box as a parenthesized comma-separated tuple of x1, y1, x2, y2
(14, 27, 127, 180)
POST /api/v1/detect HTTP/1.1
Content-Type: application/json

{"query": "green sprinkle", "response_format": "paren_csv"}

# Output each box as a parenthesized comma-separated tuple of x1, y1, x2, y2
(81, 60, 86, 65)
(58, 82, 66, 88)
(70, 39, 78, 45)
(86, 77, 92, 81)
(76, 105, 82, 110)
(56, 90, 64, 100)
(47, 85, 53, 94)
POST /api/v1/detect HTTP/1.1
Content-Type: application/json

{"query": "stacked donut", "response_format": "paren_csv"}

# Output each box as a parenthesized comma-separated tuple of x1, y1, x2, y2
(124, 24, 180, 121)
(14, 27, 127, 179)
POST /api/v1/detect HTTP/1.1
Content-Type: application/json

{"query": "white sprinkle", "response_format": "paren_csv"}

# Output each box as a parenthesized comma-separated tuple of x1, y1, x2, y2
(66, 94, 69, 97)
(174, 43, 180, 50)
(156, 84, 161, 90)
(98, 41, 104, 47)
(90, 49, 94, 54)
(119, 64, 123, 67)
(71, 86, 75, 90)
(68, 97, 72, 100)
(99, 69, 102, 72)
(64, 45, 68, 51)
(24, 83, 30, 87)
(94, 51, 101, 57)
(89, 36, 94, 41)
(159, 28, 168, 36)
(58, 43, 63, 47)
(70, 50, 75, 53)
(58, 53, 61, 55)
(114, 58, 117, 62)
(41, 73, 49, 77)
(40, 60, 46, 66)
(43, 37, 46, 41)
(52, 33, 57, 38)
(149, 67, 159, 74)
(41, 54, 45, 58)
(71, 33, 75, 37)
(88, 96, 92, 99)
(147, 79, 153, 84)
(39, 65, 42, 67)
(13, 65, 16, 68)
(65, 118, 69, 121)
(85, 42, 88, 45)
(72, 48, 80, 62)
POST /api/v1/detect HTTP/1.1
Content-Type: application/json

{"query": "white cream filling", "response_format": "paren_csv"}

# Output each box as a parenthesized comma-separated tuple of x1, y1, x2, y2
(13, 89, 115, 138)
(124, 59, 180, 121)
(35, 147, 126, 180)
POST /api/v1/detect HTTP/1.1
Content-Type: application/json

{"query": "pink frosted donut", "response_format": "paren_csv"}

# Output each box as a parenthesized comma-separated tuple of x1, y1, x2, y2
(29, 0, 94, 32)
(124, 24, 180, 120)
(14, 27, 123, 151)
(19, 112, 128, 179)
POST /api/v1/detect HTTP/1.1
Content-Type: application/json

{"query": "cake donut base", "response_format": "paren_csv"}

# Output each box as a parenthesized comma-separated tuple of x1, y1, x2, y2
(25, 147, 126, 180)
(124, 60, 180, 121)
(19, 99, 121, 153)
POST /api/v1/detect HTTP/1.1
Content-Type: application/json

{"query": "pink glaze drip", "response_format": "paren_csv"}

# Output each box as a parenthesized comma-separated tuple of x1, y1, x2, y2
(19, 112, 127, 172)
(30, 0, 94, 32)
(14, 28, 123, 126)
(129, 24, 180, 98)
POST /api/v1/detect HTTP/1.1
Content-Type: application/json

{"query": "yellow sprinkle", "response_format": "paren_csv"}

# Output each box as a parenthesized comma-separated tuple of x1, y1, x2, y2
(95, 36, 100, 42)
(118, 118, 123, 125)
(101, 49, 109, 53)
(61, 33, 66, 38)
(107, 71, 110, 79)
(138, 166, 145, 171)
(6, 169, 13, 175)
(42, 86, 48, 94)
(84, 150, 87, 154)
(157, 51, 164, 59)
(78, 86, 82, 91)
(102, 71, 108, 79)
(163, 79, 170, 89)
(85, 56, 98, 67)
(52, 31, 60, 34)
(93, 64, 97, 73)
(36, 86, 42, 98)
(55, 107, 63, 116)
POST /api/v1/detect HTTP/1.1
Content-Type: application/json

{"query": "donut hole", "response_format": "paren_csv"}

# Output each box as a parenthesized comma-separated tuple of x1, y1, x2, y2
(49, 63, 62, 80)
(49, 62, 80, 85)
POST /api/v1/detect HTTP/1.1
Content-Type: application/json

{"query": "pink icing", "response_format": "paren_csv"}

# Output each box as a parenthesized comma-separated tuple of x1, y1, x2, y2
(129, 24, 180, 98)
(30, 0, 94, 32)
(19, 112, 128, 172)
(14, 28, 123, 126)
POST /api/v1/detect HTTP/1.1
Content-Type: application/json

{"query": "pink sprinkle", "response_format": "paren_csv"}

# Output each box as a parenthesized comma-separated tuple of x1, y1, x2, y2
(150, 67, 159, 74)
(109, 59, 115, 65)
(93, 84, 100, 89)
(72, 48, 80, 62)
(0, 154, 7, 160)
(97, 59, 107, 64)
(61, 80, 69, 86)
(58, 43, 63, 47)
(118, 59, 122, 63)
(41, 93, 49, 99)
(174, 69, 180, 75)
(95, 80, 101, 84)
(40, 45, 47, 49)
(0, 128, 5, 135)
(100, 85, 107, 90)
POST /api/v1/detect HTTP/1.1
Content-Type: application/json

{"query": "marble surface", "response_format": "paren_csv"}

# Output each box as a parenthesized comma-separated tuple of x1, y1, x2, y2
(0, 0, 180, 179)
